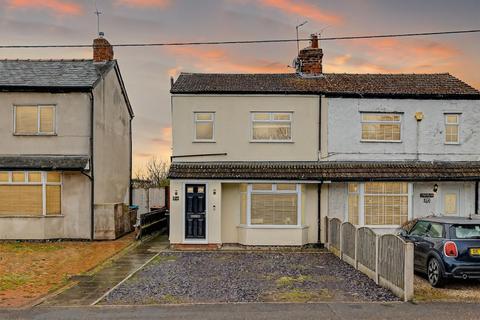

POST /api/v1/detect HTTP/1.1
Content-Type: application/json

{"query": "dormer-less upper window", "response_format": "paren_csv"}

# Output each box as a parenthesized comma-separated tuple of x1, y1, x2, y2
(251, 112, 292, 142)
(445, 114, 460, 144)
(194, 112, 215, 142)
(14, 105, 55, 135)
(361, 113, 401, 142)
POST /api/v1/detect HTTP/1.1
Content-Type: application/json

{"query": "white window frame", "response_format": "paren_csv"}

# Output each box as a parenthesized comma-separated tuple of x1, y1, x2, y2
(345, 182, 413, 228)
(246, 183, 301, 228)
(0, 171, 62, 216)
(444, 113, 460, 145)
(13, 105, 56, 136)
(250, 112, 293, 143)
(360, 112, 402, 143)
(193, 112, 215, 142)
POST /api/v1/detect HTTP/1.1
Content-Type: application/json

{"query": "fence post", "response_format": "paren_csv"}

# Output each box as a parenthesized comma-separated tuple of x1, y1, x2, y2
(374, 234, 379, 284)
(325, 217, 329, 250)
(403, 242, 414, 301)
(354, 226, 358, 269)
(339, 223, 343, 260)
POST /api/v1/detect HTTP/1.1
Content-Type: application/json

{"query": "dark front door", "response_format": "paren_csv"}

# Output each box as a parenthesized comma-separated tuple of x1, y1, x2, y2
(185, 184, 206, 239)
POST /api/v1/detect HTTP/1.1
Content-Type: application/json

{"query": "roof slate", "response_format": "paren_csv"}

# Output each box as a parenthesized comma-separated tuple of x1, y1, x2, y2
(171, 73, 480, 99)
(0, 155, 90, 171)
(168, 161, 480, 181)
(0, 59, 115, 90)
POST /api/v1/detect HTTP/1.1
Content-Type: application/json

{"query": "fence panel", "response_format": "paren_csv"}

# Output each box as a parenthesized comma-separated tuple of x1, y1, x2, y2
(341, 222, 356, 263)
(356, 227, 377, 273)
(328, 218, 342, 251)
(378, 234, 405, 289)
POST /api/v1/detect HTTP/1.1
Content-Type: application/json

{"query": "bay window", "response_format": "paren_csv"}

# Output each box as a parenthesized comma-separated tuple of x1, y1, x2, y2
(0, 171, 62, 216)
(245, 183, 300, 226)
(347, 182, 410, 226)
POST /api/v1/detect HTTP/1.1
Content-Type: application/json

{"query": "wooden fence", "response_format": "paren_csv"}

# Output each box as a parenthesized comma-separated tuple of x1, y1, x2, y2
(326, 218, 414, 302)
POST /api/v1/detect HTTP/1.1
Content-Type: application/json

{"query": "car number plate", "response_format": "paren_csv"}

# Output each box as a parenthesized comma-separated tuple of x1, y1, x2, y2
(469, 248, 480, 256)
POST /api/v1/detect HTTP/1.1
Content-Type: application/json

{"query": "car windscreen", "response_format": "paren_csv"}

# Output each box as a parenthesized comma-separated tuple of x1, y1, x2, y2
(451, 224, 480, 239)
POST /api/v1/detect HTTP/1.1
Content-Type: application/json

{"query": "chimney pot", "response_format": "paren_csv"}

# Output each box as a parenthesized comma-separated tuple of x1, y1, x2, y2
(93, 37, 114, 62)
(311, 34, 319, 48)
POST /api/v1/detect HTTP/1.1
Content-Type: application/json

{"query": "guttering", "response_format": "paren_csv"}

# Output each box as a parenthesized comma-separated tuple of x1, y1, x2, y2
(169, 90, 480, 100)
(89, 91, 95, 240)
(129, 117, 133, 206)
(317, 181, 323, 244)
(476, 181, 479, 215)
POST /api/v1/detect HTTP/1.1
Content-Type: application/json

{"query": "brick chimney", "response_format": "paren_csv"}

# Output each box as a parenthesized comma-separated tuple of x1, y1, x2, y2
(93, 34, 114, 62)
(296, 34, 323, 76)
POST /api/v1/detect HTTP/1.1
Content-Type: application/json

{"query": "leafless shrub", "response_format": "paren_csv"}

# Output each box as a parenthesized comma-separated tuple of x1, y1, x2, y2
(134, 157, 170, 188)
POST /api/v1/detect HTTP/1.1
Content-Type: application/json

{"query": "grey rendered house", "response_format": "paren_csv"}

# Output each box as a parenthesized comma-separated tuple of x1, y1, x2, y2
(168, 35, 480, 248)
(0, 36, 134, 240)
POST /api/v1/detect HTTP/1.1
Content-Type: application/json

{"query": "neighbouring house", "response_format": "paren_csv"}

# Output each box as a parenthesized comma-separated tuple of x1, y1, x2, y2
(0, 36, 134, 240)
(168, 34, 480, 248)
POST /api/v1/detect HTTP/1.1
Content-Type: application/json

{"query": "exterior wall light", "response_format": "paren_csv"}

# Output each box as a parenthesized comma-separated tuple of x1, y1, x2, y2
(433, 184, 439, 193)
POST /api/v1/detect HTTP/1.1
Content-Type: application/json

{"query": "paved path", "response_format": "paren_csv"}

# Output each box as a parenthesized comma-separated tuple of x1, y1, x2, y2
(3, 302, 480, 320)
(41, 234, 169, 306)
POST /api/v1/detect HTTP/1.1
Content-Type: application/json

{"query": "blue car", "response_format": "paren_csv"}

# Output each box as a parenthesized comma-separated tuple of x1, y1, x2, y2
(400, 216, 480, 287)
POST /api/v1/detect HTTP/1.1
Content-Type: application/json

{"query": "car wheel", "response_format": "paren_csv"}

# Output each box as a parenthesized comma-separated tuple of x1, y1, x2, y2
(427, 258, 445, 288)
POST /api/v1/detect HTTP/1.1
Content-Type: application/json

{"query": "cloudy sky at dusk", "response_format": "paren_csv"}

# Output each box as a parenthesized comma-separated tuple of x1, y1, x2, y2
(0, 0, 479, 172)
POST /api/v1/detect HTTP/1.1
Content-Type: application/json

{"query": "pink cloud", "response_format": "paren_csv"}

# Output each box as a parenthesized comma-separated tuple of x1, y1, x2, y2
(7, 0, 83, 15)
(167, 46, 289, 73)
(259, 0, 343, 25)
(116, 0, 170, 8)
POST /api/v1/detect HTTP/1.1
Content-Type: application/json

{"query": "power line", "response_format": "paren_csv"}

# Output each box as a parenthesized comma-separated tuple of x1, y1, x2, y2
(0, 28, 478, 49)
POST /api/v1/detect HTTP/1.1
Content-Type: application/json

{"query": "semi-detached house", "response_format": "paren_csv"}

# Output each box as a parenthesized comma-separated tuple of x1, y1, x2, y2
(0, 36, 134, 240)
(168, 35, 480, 248)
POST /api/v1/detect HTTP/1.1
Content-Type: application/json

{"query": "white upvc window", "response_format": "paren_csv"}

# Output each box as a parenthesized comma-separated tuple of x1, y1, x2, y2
(251, 112, 292, 142)
(361, 113, 401, 142)
(194, 112, 215, 142)
(346, 182, 412, 227)
(0, 171, 62, 217)
(14, 105, 56, 135)
(444, 113, 460, 144)
(246, 183, 301, 226)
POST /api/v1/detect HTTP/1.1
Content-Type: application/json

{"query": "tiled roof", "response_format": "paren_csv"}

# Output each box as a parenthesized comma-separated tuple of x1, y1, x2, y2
(0, 155, 90, 170)
(171, 73, 480, 99)
(0, 59, 115, 90)
(168, 161, 480, 181)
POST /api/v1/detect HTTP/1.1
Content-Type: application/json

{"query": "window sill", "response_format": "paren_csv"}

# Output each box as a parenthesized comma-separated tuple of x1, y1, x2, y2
(0, 215, 64, 218)
(445, 142, 461, 145)
(13, 133, 57, 137)
(249, 140, 294, 144)
(360, 140, 402, 143)
(238, 224, 307, 229)
(193, 140, 216, 143)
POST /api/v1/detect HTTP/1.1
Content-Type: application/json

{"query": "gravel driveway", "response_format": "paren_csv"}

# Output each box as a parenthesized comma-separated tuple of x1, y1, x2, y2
(102, 251, 399, 305)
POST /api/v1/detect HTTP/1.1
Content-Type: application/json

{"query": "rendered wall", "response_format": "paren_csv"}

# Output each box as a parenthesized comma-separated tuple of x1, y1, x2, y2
(171, 95, 320, 162)
(0, 172, 91, 240)
(92, 66, 132, 208)
(326, 98, 480, 161)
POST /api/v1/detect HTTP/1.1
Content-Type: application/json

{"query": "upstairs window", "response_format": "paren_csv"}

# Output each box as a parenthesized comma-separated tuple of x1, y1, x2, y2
(445, 114, 460, 144)
(251, 112, 292, 142)
(361, 113, 401, 142)
(15, 105, 55, 135)
(194, 112, 214, 141)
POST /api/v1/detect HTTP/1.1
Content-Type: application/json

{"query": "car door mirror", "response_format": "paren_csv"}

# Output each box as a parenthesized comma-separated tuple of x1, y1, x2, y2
(399, 229, 408, 238)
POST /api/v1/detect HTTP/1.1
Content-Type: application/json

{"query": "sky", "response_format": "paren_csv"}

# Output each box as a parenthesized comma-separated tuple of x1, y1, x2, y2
(0, 0, 479, 173)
